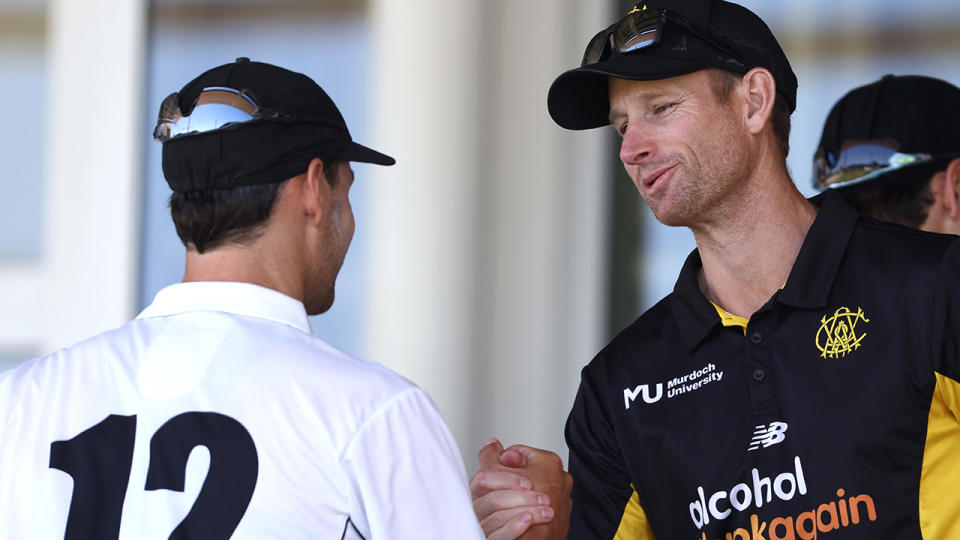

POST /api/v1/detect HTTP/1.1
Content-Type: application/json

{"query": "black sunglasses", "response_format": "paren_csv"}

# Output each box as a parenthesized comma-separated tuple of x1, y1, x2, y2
(581, 6, 749, 70)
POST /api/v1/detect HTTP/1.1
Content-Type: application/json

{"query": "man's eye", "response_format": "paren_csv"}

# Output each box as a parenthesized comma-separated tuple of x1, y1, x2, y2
(615, 123, 627, 137)
(655, 103, 676, 114)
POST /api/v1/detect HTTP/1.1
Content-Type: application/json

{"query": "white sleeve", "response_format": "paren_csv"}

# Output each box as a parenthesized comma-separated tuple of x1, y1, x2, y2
(341, 387, 485, 540)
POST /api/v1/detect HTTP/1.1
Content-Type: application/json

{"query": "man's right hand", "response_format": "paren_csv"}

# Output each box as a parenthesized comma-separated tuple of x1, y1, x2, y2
(470, 438, 572, 540)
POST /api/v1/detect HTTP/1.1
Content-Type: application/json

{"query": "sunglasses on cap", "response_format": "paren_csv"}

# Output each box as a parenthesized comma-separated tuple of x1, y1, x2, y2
(153, 86, 333, 143)
(813, 140, 934, 190)
(581, 5, 749, 70)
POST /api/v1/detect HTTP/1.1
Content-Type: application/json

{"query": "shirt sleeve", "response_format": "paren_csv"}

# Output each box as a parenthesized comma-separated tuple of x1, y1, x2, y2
(932, 238, 960, 391)
(566, 365, 652, 539)
(340, 387, 484, 540)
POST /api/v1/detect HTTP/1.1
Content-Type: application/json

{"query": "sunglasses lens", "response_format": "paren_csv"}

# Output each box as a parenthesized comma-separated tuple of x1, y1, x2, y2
(616, 12, 661, 53)
(153, 93, 183, 142)
(581, 31, 610, 67)
(814, 142, 933, 189)
(154, 87, 259, 142)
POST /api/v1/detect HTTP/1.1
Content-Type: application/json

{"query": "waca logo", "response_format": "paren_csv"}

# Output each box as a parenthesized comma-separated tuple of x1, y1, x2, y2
(816, 307, 869, 359)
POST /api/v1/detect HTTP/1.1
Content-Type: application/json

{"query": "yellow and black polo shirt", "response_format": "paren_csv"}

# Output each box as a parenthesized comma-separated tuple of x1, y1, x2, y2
(565, 191, 960, 539)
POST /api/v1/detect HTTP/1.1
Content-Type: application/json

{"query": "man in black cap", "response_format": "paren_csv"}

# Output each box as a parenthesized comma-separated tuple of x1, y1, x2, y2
(814, 75, 960, 234)
(0, 59, 484, 539)
(471, 3, 960, 540)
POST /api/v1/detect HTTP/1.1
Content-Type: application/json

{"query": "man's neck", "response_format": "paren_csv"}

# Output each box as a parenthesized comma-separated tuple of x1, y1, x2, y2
(692, 172, 817, 320)
(181, 241, 306, 304)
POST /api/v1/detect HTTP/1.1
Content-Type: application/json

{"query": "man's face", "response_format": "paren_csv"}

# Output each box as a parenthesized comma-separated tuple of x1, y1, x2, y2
(608, 70, 753, 228)
(305, 162, 356, 315)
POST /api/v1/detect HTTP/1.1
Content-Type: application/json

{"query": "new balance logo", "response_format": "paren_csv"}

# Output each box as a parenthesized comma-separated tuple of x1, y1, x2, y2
(748, 422, 788, 451)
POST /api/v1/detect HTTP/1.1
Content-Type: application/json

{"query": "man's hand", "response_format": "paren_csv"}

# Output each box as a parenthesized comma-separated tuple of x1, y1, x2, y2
(471, 438, 572, 540)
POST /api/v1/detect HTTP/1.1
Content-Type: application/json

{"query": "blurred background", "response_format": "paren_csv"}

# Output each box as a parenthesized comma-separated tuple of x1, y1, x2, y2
(2, 0, 959, 472)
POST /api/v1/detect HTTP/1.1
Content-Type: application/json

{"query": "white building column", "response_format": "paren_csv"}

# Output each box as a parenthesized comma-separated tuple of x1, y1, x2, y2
(367, 0, 613, 465)
(43, 0, 147, 351)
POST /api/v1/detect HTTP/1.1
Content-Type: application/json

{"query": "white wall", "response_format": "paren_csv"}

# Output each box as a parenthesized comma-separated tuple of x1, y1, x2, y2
(366, 0, 612, 465)
(0, 0, 146, 365)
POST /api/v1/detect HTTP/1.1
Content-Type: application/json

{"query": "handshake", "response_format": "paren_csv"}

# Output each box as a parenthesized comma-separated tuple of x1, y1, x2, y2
(470, 439, 573, 540)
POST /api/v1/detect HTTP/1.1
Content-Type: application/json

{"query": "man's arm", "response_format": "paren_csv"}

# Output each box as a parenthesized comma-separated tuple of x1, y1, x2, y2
(471, 439, 572, 539)
(342, 388, 485, 539)
(933, 239, 960, 390)
(471, 362, 659, 540)
(565, 366, 656, 539)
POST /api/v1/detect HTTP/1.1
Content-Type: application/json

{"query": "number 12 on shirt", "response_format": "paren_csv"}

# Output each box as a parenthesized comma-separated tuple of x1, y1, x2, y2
(49, 412, 258, 540)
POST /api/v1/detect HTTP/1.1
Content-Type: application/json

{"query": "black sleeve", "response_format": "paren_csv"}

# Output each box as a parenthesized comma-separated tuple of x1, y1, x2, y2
(565, 363, 636, 539)
(932, 238, 960, 384)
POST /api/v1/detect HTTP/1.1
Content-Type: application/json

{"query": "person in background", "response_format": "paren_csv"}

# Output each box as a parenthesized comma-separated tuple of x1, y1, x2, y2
(813, 74, 960, 235)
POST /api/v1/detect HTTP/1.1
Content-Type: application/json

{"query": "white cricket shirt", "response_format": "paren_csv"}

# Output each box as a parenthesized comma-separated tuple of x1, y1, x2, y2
(0, 281, 484, 539)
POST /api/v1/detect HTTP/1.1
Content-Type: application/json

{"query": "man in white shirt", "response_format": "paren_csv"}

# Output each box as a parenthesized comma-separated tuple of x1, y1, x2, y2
(0, 58, 485, 539)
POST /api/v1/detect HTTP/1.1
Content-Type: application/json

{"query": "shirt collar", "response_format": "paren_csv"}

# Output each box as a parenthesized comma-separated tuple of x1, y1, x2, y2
(136, 281, 313, 334)
(776, 190, 858, 309)
(670, 190, 859, 352)
(670, 249, 720, 351)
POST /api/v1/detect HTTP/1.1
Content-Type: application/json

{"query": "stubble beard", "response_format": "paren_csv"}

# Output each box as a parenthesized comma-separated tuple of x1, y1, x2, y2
(639, 158, 710, 228)
(304, 246, 345, 316)
(304, 281, 335, 316)
(304, 206, 353, 316)
(643, 127, 751, 229)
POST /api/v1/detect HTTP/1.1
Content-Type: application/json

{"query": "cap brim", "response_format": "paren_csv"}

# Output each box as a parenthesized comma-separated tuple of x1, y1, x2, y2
(547, 53, 722, 130)
(338, 141, 396, 166)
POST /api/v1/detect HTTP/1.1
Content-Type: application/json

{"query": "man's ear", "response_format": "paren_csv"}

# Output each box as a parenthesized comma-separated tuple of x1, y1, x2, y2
(742, 67, 776, 137)
(943, 157, 960, 219)
(302, 157, 330, 228)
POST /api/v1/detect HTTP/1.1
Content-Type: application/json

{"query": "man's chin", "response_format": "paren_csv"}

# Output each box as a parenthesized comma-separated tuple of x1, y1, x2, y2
(648, 201, 691, 228)
(305, 291, 335, 316)
(654, 214, 691, 228)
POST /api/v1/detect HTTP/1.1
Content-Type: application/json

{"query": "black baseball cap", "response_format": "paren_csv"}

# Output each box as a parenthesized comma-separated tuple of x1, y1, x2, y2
(158, 58, 394, 193)
(813, 75, 960, 191)
(548, 0, 797, 130)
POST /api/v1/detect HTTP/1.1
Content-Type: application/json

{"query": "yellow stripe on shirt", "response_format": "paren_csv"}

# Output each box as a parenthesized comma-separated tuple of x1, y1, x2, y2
(614, 487, 656, 540)
(919, 372, 960, 539)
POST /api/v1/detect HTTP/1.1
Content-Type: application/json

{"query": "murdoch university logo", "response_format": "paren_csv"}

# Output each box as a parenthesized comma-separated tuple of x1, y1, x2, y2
(623, 363, 724, 409)
(816, 306, 869, 359)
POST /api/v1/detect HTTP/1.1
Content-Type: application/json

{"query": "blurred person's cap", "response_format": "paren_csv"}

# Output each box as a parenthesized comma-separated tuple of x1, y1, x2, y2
(547, 0, 797, 130)
(814, 74, 960, 191)
(156, 57, 394, 193)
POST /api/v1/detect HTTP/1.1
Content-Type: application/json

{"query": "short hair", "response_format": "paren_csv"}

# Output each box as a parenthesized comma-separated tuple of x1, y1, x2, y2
(706, 68, 792, 159)
(170, 157, 342, 253)
(838, 166, 941, 229)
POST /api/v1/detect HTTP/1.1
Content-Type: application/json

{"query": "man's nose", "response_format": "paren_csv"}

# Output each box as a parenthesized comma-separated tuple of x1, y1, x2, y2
(619, 123, 656, 166)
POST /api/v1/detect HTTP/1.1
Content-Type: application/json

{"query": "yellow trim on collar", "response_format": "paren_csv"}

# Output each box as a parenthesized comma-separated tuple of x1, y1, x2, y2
(711, 302, 749, 334)
(709, 284, 785, 334)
